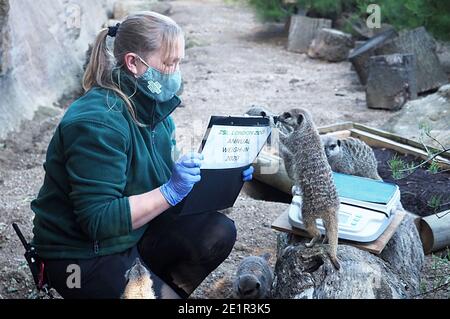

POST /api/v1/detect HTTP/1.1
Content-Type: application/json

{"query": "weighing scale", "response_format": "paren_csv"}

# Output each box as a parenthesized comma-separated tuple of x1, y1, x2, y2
(288, 195, 398, 243)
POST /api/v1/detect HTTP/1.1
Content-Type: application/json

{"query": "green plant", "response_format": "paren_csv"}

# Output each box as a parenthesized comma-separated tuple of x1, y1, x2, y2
(245, 0, 450, 40)
(428, 161, 440, 174)
(388, 154, 415, 180)
(428, 195, 443, 212)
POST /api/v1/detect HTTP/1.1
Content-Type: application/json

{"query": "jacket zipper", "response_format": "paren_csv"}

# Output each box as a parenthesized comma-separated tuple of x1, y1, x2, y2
(93, 241, 99, 254)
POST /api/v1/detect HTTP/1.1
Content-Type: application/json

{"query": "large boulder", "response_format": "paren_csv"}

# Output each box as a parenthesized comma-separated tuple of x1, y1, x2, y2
(0, 0, 115, 139)
(273, 215, 424, 299)
(382, 84, 450, 149)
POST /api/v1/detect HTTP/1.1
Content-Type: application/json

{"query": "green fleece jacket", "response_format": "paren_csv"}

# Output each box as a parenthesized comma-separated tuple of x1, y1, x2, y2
(31, 69, 181, 259)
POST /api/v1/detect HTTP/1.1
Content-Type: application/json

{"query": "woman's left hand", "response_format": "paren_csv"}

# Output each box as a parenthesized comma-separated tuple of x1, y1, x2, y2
(242, 166, 254, 182)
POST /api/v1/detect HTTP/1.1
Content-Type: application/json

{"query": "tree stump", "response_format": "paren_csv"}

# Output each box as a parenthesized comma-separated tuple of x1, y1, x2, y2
(375, 27, 448, 93)
(348, 28, 398, 85)
(366, 54, 417, 110)
(273, 215, 425, 299)
(287, 15, 331, 54)
(307, 28, 354, 62)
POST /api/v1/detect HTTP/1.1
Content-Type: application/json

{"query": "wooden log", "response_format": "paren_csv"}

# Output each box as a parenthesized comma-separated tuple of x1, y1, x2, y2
(366, 53, 417, 110)
(287, 15, 331, 54)
(348, 28, 398, 85)
(417, 211, 450, 254)
(307, 28, 354, 62)
(375, 27, 448, 93)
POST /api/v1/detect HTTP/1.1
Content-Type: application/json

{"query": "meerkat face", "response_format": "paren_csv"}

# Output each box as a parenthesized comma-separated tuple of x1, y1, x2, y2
(125, 258, 150, 282)
(236, 274, 262, 299)
(322, 135, 342, 158)
(275, 108, 311, 137)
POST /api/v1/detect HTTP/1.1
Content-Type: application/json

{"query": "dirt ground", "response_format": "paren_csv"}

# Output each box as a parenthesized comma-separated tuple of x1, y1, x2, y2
(0, 0, 448, 299)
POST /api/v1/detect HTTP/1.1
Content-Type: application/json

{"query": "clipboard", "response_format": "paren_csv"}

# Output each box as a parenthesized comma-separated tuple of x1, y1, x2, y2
(175, 116, 271, 215)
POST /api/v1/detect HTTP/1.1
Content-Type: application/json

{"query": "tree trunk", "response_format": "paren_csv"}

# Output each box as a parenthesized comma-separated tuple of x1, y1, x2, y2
(287, 15, 331, 54)
(348, 28, 398, 85)
(307, 28, 354, 62)
(273, 215, 425, 299)
(375, 27, 448, 93)
(366, 54, 417, 110)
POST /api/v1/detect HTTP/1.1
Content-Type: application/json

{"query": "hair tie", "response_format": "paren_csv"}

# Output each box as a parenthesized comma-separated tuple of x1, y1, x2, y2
(108, 23, 120, 37)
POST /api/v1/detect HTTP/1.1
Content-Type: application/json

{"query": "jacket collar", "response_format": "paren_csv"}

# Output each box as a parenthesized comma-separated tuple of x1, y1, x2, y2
(112, 68, 181, 127)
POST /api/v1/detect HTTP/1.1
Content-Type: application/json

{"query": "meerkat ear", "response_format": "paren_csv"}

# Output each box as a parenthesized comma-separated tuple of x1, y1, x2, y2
(297, 114, 304, 125)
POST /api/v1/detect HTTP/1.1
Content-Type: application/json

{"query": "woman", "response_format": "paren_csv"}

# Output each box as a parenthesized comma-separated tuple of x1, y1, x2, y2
(30, 11, 254, 299)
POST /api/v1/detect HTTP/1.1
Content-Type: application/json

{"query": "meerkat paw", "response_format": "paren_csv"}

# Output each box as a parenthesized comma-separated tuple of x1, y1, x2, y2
(291, 185, 302, 197)
(305, 235, 320, 248)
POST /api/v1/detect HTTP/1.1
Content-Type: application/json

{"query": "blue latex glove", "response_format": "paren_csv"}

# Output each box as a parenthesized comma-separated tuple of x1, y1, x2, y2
(242, 166, 254, 182)
(160, 153, 203, 206)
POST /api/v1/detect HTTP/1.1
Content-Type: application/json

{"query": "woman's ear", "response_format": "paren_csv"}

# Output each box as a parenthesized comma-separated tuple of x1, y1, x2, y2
(123, 53, 139, 76)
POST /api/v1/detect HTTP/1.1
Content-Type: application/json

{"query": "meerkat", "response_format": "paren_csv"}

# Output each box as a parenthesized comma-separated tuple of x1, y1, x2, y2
(321, 134, 382, 180)
(233, 253, 273, 299)
(121, 258, 156, 299)
(276, 108, 341, 270)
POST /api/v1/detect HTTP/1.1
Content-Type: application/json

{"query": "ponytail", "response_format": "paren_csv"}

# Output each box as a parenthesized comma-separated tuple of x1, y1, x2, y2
(82, 28, 144, 127)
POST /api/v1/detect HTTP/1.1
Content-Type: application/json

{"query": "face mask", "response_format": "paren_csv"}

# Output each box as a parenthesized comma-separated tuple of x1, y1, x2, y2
(136, 55, 182, 103)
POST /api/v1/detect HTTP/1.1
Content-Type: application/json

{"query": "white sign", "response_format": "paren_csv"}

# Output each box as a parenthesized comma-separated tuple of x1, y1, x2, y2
(200, 125, 271, 169)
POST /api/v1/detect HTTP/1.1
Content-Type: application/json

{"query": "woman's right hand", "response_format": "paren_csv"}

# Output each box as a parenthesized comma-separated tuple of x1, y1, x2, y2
(159, 153, 203, 206)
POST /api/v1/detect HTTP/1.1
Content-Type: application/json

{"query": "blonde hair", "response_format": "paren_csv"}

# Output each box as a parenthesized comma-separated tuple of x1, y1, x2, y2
(82, 12, 184, 127)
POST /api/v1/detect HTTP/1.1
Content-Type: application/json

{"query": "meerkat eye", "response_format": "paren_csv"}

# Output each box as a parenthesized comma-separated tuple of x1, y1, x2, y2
(330, 144, 336, 150)
(283, 112, 292, 119)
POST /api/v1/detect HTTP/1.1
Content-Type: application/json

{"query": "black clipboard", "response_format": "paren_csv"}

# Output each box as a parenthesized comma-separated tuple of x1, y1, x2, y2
(175, 116, 271, 215)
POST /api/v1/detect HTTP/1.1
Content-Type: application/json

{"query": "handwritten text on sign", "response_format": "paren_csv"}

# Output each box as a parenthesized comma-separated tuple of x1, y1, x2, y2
(201, 125, 271, 169)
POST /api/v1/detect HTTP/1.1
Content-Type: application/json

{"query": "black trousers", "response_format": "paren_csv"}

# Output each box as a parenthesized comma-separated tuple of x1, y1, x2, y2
(43, 208, 237, 299)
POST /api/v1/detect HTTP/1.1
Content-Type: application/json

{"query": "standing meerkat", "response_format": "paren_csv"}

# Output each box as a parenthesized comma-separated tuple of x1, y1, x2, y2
(276, 108, 341, 270)
(321, 134, 382, 180)
(121, 258, 156, 299)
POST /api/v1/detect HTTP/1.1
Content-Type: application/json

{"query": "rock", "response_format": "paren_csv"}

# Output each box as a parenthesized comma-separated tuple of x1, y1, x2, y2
(382, 84, 450, 148)
(366, 54, 417, 110)
(287, 15, 331, 54)
(375, 27, 448, 93)
(113, 0, 172, 20)
(0, 0, 115, 139)
(0, 0, 11, 75)
(308, 28, 353, 62)
(436, 41, 450, 74)
(273, 215, 424, 299)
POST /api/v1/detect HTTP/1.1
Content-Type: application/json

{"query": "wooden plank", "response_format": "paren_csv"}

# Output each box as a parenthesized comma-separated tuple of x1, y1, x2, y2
(350, 128, 450, 169)
(353, 123, 450, 160)
(318, 122, 354, 134)
(271, 209, 406, 255)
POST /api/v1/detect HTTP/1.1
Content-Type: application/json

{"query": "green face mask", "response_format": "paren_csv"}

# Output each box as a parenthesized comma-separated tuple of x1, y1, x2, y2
(136, 55, 182, 103)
